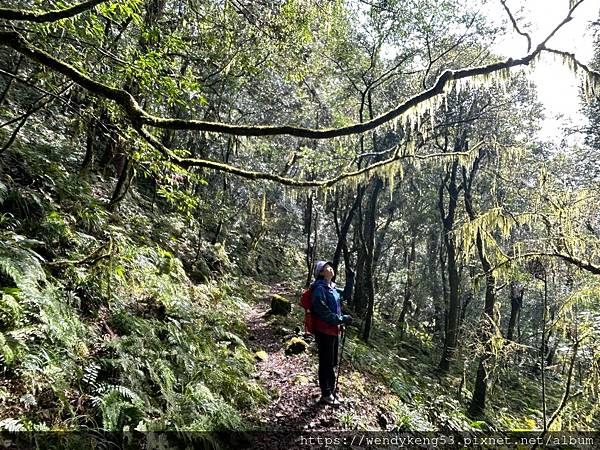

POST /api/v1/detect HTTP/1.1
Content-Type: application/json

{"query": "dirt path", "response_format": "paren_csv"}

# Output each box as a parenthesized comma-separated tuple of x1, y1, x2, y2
(243, 285, 396, 448)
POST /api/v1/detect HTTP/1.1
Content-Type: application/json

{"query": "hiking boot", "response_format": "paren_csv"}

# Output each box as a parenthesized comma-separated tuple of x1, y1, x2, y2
(319, 394, 339, 405)
(333, 393, 345, 404)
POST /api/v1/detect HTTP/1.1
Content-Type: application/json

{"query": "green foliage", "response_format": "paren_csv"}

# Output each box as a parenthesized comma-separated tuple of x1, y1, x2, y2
(2, 232, 267, 431)
(40, 211, 75, 249)
(388, 400, 435, 431)
(0, 330, 16, 366)
(95, 384, 144, 430)
(0, 180, 7, 205)
(1, 0, 599, 436)
(0, 231, 46, 294)
(0, 142, 267, 432)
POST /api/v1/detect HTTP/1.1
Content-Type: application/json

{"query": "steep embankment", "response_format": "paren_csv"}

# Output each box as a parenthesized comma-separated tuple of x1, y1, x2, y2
(0, 139, 272, 438)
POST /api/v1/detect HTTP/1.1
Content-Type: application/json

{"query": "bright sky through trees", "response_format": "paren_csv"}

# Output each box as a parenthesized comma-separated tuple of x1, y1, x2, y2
(489, 0, 598, 142)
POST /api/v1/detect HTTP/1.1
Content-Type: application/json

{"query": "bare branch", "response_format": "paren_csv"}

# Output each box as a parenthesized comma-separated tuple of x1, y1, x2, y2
(3, 25, 129, 66)
(500, 0, 532, 52)
(0, 81, 74, 153)
(0, 68, 121, 146)
(4, 81, 72, 123)
(0, 0, 109, 23)
(538, 0, 586, 49)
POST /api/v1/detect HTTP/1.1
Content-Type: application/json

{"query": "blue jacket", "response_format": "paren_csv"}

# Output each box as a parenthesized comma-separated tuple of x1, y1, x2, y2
(310, 273, 354, 326)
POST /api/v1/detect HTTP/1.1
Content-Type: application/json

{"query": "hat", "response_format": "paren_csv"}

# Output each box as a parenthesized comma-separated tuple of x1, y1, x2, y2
(314, 260, 333, 278)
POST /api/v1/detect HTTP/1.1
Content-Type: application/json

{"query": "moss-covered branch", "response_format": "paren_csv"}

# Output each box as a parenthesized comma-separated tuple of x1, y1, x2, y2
(488, 251, 600, 277)
(0, 0, 591, 188)
(0, 0, 589, 141)
(545, 48, 600, 83)
(552, 252, 600, 275)
(135, 125, 468, 188)
(0, 0, 109, 23)
(0, 29, 536, 138)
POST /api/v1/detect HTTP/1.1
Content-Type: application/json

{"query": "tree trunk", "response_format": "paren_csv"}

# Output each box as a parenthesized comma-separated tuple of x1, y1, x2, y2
(438, 160, 461, 372)
(507, 282, 524, 341)
(398, 235, 416, 338)
(428, 228, 445, 340)
(109, 156, 133, 207)
(463, 155, 497, 417)
(304, 194, 316, 288)
(352, 220, 367, 314)
(332, 186, 364, 274)
(361, 177, 384, 342)
(467, 230, 496, 416)
(541, 271, 548, 430)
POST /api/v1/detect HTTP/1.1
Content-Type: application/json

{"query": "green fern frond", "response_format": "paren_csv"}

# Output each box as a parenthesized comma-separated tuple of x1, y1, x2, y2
(97, 391, 130, 430)
(95, 384, 145, 431)
(148, 359, 176, 393)
(0, 258, 22, 286)
(217, 330, 246, 350)
(0, 418, 25, 432)
(97, 384, 143, 405)
(0, 232, 46, 294)
(0, 331, 16, 366)
(0, 181, 7, 205)
(82, 363, 101, 387)
(0, 293, 23, 328)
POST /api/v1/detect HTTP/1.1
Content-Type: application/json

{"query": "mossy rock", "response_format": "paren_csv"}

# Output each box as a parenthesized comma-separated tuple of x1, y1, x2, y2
(284, 337, 308, 355)
(270, 294, 291, 316)
(255, 350, 268, 361)
(293, 374, 309, 385)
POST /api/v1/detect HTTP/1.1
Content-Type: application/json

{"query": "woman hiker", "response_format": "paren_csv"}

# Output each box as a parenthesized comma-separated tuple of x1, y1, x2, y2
(310, 260, 354, 405)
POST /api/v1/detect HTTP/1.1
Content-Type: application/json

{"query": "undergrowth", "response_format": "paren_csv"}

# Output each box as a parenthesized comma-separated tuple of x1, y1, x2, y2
(0, 224, 268, 432)
(276, 289, 588, 434)
(0, 139, 268, 435)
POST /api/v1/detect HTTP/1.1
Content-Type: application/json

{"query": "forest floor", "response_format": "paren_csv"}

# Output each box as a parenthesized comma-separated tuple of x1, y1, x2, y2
(242, 284, 400, 449)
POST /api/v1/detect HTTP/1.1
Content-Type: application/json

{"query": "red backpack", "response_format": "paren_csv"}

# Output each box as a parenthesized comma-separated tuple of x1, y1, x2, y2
(299, 287, 315, 334)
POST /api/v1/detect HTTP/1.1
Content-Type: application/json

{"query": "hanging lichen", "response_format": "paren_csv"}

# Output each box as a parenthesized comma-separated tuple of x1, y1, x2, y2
(260, 191, 267, 225)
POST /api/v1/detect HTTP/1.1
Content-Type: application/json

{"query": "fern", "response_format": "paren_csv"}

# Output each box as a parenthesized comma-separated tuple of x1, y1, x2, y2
(0, 258, 21, 287)
(0, 225, 267, 432)
(0, 331, 15, 366)
(217, 330, 247, 350)
(0, 292, 22, 328)
(0, 418, 25, 432)
(0, 232, 45, 297)
(96, 384, 143, 405)
(82, 363, 100, 388)
(147, 358, 176, 394)
(93, 384, 145, 431)
(0, 181, 7, 205)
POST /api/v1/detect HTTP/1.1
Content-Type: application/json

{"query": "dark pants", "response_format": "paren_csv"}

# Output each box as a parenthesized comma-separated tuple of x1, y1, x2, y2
(315, 331, 339, 396)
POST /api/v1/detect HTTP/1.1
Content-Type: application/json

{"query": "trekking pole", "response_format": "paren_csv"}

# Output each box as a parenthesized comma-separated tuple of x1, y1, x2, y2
(333, 325, 347, 409)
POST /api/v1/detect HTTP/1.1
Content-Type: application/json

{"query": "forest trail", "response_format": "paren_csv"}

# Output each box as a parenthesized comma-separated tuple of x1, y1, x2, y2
(243, 284, 397, 448)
